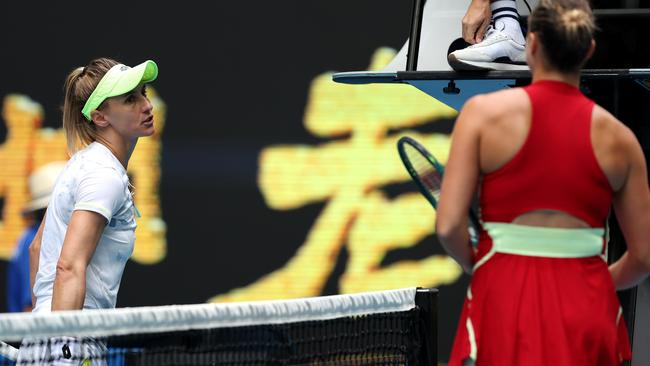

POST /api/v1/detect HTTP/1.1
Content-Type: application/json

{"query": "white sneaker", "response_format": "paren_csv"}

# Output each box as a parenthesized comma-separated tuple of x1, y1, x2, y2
(448, 26, 528, 71)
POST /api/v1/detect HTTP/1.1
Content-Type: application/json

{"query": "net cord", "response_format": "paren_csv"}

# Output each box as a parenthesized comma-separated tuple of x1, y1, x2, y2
(0, 288, 416, 342)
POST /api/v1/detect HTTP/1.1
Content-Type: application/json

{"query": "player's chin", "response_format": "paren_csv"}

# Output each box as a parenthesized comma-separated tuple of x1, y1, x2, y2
(139, 125, 156, 137)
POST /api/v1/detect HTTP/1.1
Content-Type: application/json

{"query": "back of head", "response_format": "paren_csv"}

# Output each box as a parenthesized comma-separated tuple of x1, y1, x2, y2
(528, 0, 596, 73)
(62, 58, 119, 154)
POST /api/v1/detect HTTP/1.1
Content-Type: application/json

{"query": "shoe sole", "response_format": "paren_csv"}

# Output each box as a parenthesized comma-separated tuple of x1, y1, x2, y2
(448, 54, 529, 71)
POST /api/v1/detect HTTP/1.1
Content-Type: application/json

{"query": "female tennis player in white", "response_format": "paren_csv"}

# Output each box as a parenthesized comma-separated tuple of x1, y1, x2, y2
(18, 58, 158, 365)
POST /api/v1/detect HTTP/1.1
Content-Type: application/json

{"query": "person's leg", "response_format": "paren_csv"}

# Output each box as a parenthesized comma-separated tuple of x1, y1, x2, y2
(491, 0, 525, 44)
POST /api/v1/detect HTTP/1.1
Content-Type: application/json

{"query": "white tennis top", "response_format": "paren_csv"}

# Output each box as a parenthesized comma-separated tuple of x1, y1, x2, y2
(33, 142, 136, 312)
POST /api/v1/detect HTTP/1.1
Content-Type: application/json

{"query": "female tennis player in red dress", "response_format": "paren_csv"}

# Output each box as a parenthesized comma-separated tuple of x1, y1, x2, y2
(437, 0, 650, 365)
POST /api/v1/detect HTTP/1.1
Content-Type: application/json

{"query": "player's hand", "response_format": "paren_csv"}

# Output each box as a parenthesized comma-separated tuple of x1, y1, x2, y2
(462, 0, 492, 44)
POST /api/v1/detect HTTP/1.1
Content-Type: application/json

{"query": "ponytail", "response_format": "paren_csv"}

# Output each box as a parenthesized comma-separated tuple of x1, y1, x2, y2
(62, 58, 118, 154)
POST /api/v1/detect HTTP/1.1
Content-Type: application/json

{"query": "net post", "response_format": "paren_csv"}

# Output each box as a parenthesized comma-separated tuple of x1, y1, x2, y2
(406, 0, 426, 71)
(415, 287, 438, 365)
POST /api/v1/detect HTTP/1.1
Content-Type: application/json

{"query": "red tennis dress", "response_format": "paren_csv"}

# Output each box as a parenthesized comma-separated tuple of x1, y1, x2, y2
(448, 80, 632, 366)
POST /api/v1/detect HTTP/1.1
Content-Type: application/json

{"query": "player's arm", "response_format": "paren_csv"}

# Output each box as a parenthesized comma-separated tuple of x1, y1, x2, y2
(28, 217, 46, 308)
(610, 123, 650, 290)
(51, 210, 105, 311)
(436, 96, 485, 274)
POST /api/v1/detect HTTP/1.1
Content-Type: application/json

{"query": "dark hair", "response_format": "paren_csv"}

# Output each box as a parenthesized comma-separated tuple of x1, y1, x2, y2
(528, 0, 596, 73)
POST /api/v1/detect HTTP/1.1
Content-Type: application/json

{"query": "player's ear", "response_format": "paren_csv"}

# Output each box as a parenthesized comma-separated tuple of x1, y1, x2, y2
(585, 39, 596, 62)
(527, 32, 539, 56)
(91, 110, 110, 128)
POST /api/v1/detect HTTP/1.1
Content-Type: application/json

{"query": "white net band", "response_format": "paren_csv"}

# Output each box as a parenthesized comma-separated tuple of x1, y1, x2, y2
(0, 288, 417, 342)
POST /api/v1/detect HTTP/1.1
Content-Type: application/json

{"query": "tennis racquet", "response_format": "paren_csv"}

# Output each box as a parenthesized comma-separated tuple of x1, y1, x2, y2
(397, 136, 481, 246)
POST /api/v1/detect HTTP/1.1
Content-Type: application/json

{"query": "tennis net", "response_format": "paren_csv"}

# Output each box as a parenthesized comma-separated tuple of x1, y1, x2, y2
(0, 287, 437, 365)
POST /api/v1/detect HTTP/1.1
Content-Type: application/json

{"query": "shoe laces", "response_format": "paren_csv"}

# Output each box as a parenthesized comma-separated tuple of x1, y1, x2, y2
(484, 25, 498, 40)
(486, 20, 508, 39)
(469, 25, 507, 48)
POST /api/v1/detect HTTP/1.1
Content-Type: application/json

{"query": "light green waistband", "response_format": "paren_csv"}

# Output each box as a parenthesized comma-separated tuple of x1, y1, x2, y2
(483, 222, 604, 258)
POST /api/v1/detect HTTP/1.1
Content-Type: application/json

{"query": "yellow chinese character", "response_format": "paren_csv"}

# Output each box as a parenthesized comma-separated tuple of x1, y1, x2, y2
(210, 48, 461, 303)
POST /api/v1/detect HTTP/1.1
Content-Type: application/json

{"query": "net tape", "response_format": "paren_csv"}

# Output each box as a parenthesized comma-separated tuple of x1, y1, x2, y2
(0, 288, 416, 342)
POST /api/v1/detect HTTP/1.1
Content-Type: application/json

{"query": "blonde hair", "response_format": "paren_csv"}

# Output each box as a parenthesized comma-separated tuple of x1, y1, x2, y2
(529, 0, 596, 73)
(62, 58, 119, 154)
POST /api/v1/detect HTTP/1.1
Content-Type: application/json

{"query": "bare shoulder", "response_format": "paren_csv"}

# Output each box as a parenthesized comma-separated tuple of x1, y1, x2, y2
(459, 88, 531, 134)
(592, 105, 637, 149)
(459, 88, 529, 127)
(591, 104, 645, 191)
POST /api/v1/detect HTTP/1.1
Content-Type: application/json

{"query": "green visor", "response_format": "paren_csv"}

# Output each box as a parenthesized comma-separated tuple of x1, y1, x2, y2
(81, 60, 158, 121)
